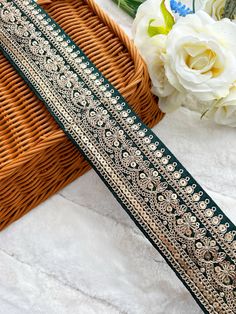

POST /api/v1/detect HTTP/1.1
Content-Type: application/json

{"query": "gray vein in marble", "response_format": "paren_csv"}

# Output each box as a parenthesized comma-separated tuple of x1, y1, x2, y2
(58, 192, 142, 236)
(0, 295, 24, 313)
(0, 247, 127, 314)
(203, 184, 236, 201)
(58, 192, 165, 266)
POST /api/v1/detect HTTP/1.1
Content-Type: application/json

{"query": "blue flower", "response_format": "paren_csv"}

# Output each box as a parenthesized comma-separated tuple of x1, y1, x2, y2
(170, 0, 193, 17)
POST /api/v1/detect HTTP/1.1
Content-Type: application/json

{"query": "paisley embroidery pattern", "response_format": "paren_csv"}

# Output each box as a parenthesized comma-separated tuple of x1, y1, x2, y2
(0, 1, 235, 313)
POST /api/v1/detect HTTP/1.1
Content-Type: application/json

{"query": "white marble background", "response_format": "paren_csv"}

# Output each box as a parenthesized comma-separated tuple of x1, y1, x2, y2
(0, 1, 236, 313)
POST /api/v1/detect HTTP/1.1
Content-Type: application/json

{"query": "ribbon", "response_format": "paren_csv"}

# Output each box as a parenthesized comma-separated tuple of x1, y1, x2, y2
(0, 1, 235, 313)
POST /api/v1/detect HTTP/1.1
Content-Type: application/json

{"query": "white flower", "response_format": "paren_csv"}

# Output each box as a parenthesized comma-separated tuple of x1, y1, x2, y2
(158, 89, 186, 113)
(202, 0, 226, 20)
(160, 90, 212, 113)
(206, 85, 236, 127)
(165, 11, 236, 102)
(132, 0, 175, 99)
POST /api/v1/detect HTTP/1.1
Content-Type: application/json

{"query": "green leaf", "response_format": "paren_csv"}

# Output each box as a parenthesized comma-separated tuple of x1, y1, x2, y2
(160, 0, 175, 31)
(223, 0, 236, 19)
(148, 19, 169, 36)
(147, 0, 174, 37)
(113, 0, 145, 18)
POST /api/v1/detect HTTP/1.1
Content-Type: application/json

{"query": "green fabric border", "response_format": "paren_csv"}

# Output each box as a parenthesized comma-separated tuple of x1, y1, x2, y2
(0, 1, 235, 313)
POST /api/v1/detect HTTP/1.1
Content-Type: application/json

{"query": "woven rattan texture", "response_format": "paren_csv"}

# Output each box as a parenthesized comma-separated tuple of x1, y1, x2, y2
(0, 0, 164, 230)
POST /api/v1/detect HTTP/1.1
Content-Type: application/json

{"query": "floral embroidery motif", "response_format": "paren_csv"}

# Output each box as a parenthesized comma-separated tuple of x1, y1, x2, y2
(0, 1, 235, 313)
(195, 237, 224, 263)
(214, 261, 236, 287)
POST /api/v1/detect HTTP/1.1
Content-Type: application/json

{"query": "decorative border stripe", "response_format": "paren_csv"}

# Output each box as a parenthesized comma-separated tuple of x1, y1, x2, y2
(0, 1, 235, 313)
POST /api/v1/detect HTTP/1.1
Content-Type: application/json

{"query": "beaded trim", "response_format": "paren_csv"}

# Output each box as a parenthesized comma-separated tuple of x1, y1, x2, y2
(0, 1, 235, 313)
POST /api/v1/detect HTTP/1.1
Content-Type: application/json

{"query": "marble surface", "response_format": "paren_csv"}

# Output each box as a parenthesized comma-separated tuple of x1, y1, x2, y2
(0, 1, 236, 313)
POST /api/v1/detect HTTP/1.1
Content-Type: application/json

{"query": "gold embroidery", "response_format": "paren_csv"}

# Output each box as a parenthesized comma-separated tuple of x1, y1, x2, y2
(0, 1, 235, 312)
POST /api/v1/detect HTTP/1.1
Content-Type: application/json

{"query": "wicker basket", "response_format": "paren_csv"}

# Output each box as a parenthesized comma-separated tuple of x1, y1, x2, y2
(0, 0, 164, 230)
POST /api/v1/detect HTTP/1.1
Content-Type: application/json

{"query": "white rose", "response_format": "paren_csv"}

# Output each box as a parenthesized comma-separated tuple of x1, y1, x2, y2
(132, 0, 175, 99)
(160, 90, 212, 113)
(202, 0, 226, 20)
(158, 90, 187, 113)
(206, 85, 236, 127)
(165, 11, 236, 102)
